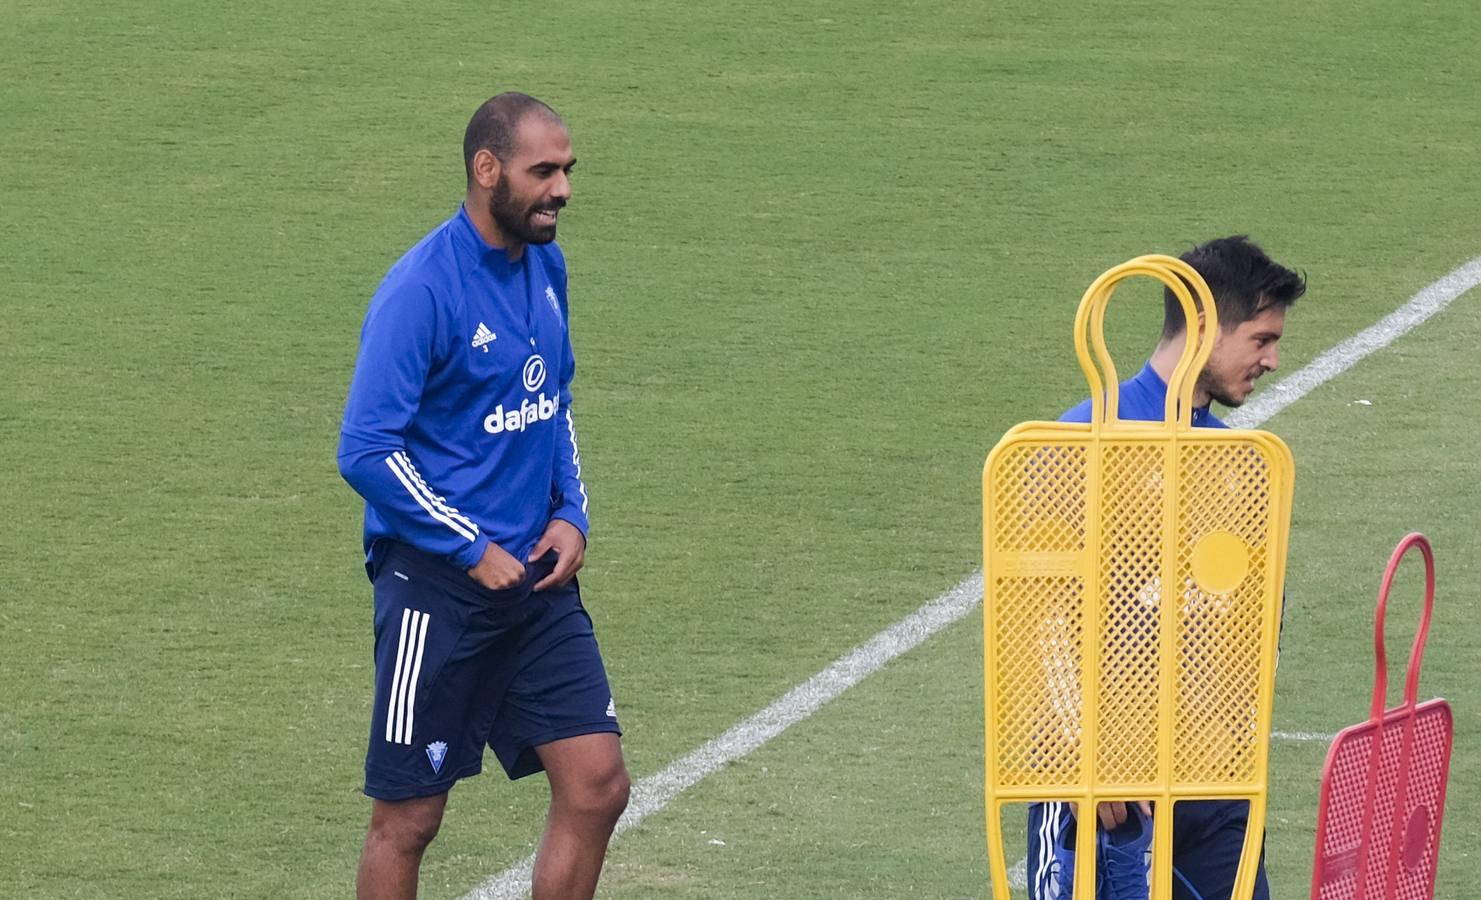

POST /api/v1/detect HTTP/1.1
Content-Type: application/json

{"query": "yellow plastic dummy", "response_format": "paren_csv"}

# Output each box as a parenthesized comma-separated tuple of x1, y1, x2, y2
(982, 256, 1294, 900)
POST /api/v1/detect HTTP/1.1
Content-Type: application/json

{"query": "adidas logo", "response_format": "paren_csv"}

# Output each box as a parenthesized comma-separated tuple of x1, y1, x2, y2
(472, 322, 497, 352)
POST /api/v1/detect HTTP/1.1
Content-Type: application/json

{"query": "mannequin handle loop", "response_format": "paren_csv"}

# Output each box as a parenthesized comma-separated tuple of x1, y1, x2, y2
(1073, 255, 1218, 430)
(1370, 533, 1437, 720)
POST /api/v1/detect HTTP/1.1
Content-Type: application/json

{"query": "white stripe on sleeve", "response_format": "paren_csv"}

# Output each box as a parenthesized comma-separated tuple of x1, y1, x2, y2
(391, 452, 479, 536)
(564, 409, 588, 515)
(385, 454, 478, 542)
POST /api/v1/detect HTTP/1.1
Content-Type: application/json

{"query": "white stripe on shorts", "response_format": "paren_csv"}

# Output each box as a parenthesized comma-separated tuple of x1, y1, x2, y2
(385, 609, 430, 745)
(403, 612, 431, 743)
(1034, 800, 1065, 899)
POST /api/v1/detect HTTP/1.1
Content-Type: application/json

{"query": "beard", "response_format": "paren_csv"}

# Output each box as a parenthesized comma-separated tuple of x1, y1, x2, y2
(1197, 365, 1265, 408)
(489, 174, 563, 245)
(1197, 369, 1243, 408)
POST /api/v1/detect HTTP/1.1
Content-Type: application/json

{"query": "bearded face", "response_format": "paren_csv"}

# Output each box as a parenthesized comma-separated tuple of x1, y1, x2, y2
(468, 111, 574, 252)
(1196, 305, 1287, 408)
(489, 170, 565, 246)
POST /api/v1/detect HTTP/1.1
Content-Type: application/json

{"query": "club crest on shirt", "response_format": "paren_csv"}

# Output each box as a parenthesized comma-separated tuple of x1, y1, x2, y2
(426, 741, 448, 774)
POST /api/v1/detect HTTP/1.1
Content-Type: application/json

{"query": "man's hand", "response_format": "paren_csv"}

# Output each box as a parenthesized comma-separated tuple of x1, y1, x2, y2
(466, 541, 526, 591)
(1096, 800, 1153, 831)
(529, 519, 586, 591)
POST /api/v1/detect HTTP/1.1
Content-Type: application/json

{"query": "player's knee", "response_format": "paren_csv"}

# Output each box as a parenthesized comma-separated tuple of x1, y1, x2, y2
(604, 767, 631, 822)
(367, 798, 445, 853)
(561, 764, 630, 825)
(587, 764, 630, 824)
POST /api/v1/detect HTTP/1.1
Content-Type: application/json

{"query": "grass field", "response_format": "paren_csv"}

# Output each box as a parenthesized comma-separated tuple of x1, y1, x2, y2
(3, 1, 1479, 897)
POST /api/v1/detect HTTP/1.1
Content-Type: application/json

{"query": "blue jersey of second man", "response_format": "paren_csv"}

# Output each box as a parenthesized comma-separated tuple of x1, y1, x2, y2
(338, 205, 588, 572)
(1060, 363, 1227, 428)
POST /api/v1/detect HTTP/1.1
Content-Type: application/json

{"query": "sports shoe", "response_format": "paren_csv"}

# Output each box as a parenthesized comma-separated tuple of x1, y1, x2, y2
(1096, 806, 1152, 900)
(1037, 807, 1152, 899)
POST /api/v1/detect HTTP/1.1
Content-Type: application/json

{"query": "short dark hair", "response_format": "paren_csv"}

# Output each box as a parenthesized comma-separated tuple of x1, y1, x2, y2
(462, 93, 563, 183)
(1162, 235, 1307, 338)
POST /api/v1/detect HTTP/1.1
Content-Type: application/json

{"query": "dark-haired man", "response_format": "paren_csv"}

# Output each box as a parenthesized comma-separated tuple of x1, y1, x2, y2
(1027, 236, 1307, 899)
(338, 93, 628, 900)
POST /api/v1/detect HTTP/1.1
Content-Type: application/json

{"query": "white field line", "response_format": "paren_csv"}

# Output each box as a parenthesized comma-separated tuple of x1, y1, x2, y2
(465, 255, 1481, 900)
(1272, 730, 1338, 743)
(1224, 255, 1481, 428)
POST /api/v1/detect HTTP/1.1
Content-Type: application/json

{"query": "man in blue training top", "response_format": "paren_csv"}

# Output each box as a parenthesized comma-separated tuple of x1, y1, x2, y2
(1027, 236, 1307, 900)
(338, 93, 628, 900)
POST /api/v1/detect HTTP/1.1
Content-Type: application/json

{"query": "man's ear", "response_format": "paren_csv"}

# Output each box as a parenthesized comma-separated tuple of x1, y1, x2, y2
(1193, 310, 1214, 343)
(471, 148, 502, 190)
(1195, 310, 1233, 348)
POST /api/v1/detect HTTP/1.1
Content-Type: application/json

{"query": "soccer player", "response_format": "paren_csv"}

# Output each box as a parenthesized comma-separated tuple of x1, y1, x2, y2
(338, 93, 628, 900)
(1026, 236, 1307, 900)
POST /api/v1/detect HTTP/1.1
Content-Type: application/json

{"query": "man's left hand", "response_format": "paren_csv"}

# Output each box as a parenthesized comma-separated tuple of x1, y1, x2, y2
(529, 518, 586, 591)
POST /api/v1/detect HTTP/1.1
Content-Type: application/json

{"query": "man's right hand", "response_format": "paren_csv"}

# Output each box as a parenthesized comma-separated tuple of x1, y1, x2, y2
(1096, 800, 1153, 830)
(466, 542, 526, 590)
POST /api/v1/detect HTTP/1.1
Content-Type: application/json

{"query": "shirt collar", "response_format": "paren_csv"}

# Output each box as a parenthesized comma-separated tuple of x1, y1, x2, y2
(1132, 363, 1220, 427)
(452, 204, 522, 267)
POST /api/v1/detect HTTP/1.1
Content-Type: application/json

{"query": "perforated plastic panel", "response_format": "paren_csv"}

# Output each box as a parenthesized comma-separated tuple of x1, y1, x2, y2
(983, 256, 1294, 900)
(989, 443, 1088, 789)
(1173, 444, 1274, 787)
(1310, 535, 1453, 900)
(986, 434, 1288, 794)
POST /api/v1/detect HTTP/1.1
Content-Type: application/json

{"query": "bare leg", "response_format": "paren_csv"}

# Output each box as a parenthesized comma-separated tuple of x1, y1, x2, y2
(357, 793, 448, 900)
(530, 733, 630, 900)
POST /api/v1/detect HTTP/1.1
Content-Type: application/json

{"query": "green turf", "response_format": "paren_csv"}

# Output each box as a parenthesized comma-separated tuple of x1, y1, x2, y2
(591, 291, 1481, 899)
(2, 0, 1479, 897)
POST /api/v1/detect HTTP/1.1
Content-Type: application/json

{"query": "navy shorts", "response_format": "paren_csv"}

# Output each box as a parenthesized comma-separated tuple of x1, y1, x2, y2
(1026, 800, 1269, 899)
(364, 540, 621, 801)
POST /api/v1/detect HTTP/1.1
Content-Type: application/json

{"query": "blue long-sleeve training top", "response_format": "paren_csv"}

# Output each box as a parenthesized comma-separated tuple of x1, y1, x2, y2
(338, 205, 588, 573)
(1060, 362, 1227, 428)
(1060, 362, 1286, 650)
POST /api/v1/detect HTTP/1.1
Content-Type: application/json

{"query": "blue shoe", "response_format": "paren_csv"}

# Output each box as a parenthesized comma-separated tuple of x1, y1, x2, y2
(1096, 807, 1152, 900)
